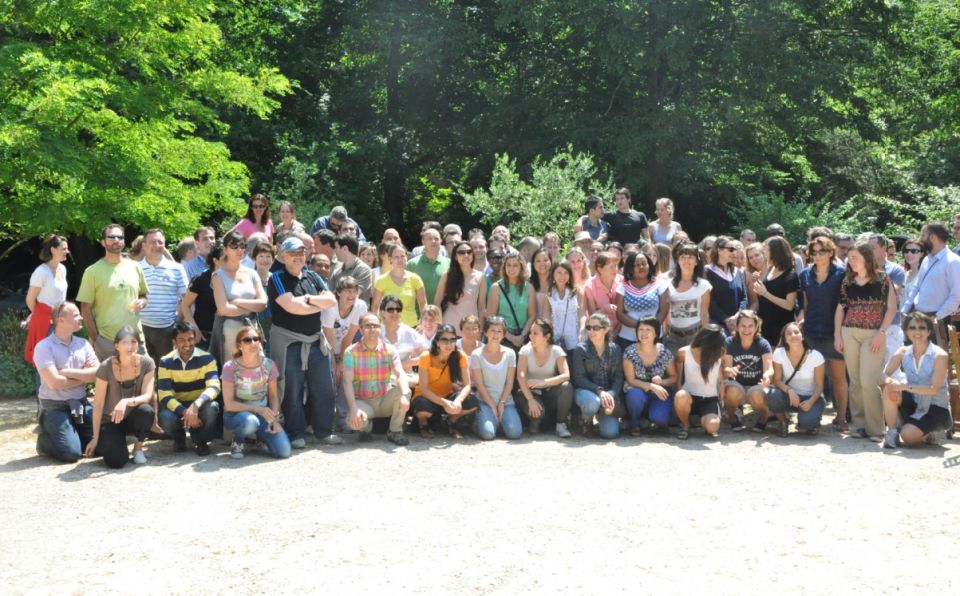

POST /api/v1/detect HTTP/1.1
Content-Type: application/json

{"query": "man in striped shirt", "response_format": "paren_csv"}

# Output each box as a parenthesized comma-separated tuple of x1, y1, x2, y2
(157, 321, 221, 455)
(139, 229, 189, 362)
(342, 313, 411, 446)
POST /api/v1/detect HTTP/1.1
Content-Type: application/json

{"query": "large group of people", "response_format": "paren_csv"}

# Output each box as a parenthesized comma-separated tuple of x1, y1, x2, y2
(25, 190, 959, 468)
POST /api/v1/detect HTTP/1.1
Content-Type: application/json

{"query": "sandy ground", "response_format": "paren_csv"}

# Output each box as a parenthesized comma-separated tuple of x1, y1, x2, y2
(1, 395, 958, 595)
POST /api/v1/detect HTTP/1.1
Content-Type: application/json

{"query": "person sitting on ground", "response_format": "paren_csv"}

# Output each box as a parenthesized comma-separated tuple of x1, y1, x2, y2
(33, 302, 100, 463)
(412, 324, 478, 439)
(674, 324, 726, 439)
(762, 322, 826, 437)
(342, 313, 411, 446)
(881, 312, 953, 448)
(516, 319, 574, 438)
(721, 310, 773, 432)
(471, 316, 521, 441)
(623, 316, 678, 436)
(221, 326, 290, 459)
(156, 321, 221, 456)
(570, 313, 624, 439)
(85, 326, 156, 468)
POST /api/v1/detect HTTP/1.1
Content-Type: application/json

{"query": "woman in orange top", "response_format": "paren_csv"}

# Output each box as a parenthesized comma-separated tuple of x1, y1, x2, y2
(411, 324, 478, 439)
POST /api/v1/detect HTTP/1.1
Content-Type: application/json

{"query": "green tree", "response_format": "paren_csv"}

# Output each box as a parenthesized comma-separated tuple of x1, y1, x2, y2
(0, 0, 291, 245)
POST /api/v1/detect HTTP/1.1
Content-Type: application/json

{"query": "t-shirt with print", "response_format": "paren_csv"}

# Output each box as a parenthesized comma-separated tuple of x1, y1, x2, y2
(322, 300, 368, 351)
(725, 336, 772, 386)
(222, 357, 278, 406)
(667, 279, 712, 330)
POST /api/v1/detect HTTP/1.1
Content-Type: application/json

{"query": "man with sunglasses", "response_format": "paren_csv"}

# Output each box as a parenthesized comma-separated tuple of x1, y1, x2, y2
(268, 237, 343, 447)
(309, 205, 367, 243)
(341, 313, 411, 446)
(77, 224, 149, 360)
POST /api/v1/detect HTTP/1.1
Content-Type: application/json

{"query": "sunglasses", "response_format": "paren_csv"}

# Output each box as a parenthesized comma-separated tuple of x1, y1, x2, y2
(384, 307, 402, 313)
(585, 324, 604, 332)
(105, 235, 125, 241)
(720, 246, 737, 252)
(241, 336, 262, 344)
(361, 323, 380, 329)
(251, 203, 266, 208)
(226, 242, 245, 250)
(437, 337, 457, 344)
(810, 249, 831, 256)
(903, 248, 923, 254)
(456, 249, 473, 255)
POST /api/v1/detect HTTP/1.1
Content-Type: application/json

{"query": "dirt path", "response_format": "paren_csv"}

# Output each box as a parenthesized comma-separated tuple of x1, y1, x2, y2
(1, 397, 957, 594)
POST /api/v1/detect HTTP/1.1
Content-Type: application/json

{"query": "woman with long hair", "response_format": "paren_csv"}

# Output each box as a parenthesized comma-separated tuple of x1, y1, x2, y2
(721, 310, 773, 432)
(471, 317, 521, 440)
(221, 325, 290, 459)
(434, 240, 487, 328)
(84, 326, 155, 468)
(654, 243, 673, 278)
(570, 313, 624, 439)
(744, 242, 767, 310)
(835, 241, 896, 441)
(614, 251, 668, 352)
(706, 235, 748, 334)
(486, 252, 537, 350)
(24, 234, 70, 368)
(754, 236, 799, 345)
(516, 319, 574, 438)
(371, 244, 427, 328)
(565, 246, 589, 289)
(210, 230, 267, 365)
(759, 322, 826, 437)
(663, 243, 712, 355)
(900, 238, 927, 312)
(542, 260, 587, 352)
(799, 235, 849, 430)
(275, 201, 305, 235)
(180, 243, 224, 351)
(623, 316, 678, 435)
(530, 247, 554, 319)
(358, 242, 379, 271)
(412, 324, 478, 439)
(229, 193, 275, 243)
(674, 324, 726, 439)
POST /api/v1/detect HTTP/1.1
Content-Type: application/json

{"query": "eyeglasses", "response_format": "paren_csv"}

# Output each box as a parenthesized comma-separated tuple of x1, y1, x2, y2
(384, 307, 403, 313)
(241, 336, 262, 344)
(456, 249, 473, 255)
(105, 235, 125, 241)
(585, 324, 604, 332)
(903, 248, 922, 254)
(810, 249, 831, 256)
(251, 203, 266, 209)
(437, 337, 457, 344)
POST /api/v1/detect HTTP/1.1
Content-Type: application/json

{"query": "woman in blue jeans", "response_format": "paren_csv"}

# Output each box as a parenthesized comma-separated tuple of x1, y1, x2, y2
(761, 322, 826, 437)
(471, 316, 521, 440)
(570, 313, 624, 439)
(622, 316, 677, 435)
(222, 325, 291, 459)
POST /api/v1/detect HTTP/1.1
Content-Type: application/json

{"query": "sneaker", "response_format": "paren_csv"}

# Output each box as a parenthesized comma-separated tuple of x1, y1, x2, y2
(357, 432, 373, 443)
(556, 422, 572, 438)
(777, 420, 788, 438)
(386, 431, 409, 446)
(529, 418, 541, 434)
(752, 420, 766, 433)
(318, 434, 344, 446)
(35, 436, 46, 457)
(173, 439, 187, 453)
(193, 441, 210, 456)
(882, 428, 899, 449)
(230, 441, 244, 459)
(132, 449, 147, 465)
(582, 418, 595, 437)
(290, 437, 307, 449)
(731, 419, 744, 432)
(925, 430, 945, 446)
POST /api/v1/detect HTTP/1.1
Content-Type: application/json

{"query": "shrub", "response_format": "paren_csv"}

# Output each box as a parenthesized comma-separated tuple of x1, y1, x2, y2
(0, 310, 37, 398)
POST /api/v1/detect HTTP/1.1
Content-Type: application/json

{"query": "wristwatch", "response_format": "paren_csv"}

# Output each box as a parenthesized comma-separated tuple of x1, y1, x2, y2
(305, 295, 312, 306)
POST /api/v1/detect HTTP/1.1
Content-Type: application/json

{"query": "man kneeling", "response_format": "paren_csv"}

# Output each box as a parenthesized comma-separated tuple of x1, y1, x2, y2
(342, 313, 411, 446)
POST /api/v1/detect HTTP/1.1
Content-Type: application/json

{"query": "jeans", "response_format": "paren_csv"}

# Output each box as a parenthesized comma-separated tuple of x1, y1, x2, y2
(766, 389, 826, 431)
(476, 401, 523, 440)
(158, 400, 221, 445)
(575, 389, 620, 439)
(37, 402, 93, 463)
(95, 404, 154, 468)
(624, 387, 673, 428)
(225, 411, 292, 459)
(281, 341, 335, 440)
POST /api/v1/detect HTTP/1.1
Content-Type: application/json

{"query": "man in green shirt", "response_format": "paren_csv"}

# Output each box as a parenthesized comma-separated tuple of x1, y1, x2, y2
(406, 227, 450, 305)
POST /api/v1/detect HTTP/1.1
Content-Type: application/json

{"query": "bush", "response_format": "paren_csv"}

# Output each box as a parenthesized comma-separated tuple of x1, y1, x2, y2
(0, 310, 36, 398)
(729, 190, 875, 244)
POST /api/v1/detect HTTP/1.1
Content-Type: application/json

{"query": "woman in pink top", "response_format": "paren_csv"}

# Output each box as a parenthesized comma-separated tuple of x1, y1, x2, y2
(584, 251, 623, 335)
(230, 193, 275, 243)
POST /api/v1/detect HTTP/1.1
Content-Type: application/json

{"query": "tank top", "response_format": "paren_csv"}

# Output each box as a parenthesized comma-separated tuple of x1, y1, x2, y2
(549, 288, 580, 349)
(681, 347, 721, 397)
(214, 266, 259, 302)
(497, 280, 530, 331)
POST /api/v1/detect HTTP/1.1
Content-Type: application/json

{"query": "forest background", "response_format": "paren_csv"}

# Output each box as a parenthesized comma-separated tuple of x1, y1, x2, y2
(0, 0, 958, 393)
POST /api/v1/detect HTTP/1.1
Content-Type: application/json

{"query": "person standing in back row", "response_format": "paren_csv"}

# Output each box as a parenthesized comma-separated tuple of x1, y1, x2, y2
(602, 188, 649, 244)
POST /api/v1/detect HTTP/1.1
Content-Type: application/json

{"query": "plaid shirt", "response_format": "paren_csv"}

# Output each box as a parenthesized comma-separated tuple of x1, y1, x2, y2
(343, 339, 401, 400)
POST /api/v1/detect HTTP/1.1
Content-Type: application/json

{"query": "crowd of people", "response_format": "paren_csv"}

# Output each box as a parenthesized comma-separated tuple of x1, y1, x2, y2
(25, 189, 959, 467)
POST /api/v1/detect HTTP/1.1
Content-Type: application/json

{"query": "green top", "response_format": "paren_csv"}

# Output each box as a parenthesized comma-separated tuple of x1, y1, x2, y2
(406, 253, 450, 307)
(497, 280, 530, 330)
(76, 258, 148, 341)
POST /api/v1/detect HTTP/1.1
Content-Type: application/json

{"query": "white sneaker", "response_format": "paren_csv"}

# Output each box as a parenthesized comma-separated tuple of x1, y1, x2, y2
(230, 441, 245, 459)
(556, 422, 572, 438)
(290, 437, 307, 449)
(132, 449, 147, 465)
(882, 428, 899, 449)
(925, 430, 946, 446)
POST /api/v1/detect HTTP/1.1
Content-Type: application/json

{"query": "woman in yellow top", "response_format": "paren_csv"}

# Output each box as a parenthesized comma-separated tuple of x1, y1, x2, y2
(411, 324, 478, 439)
(372, 244, 427, 327)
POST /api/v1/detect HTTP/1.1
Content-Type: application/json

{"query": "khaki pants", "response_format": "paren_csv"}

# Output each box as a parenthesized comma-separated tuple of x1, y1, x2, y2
(350, 385, 405, 433)
(842, 326, 886, 436)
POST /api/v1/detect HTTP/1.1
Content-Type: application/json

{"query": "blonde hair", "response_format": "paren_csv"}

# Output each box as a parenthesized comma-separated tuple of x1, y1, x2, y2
(655, 197, 674, 215)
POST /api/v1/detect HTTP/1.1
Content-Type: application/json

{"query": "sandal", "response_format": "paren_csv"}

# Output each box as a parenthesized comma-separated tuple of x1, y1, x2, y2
(677, 428, 689, 440)
(419, 424, 434, 439)
(449, 426, 464, 439)
(836, 419, 849, 432)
